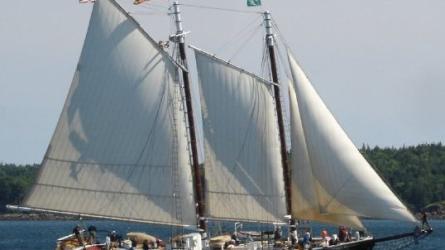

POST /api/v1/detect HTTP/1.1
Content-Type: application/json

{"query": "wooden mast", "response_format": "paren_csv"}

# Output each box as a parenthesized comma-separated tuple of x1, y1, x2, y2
(263, 11, 292, 215)
(172, 1, 207, 234)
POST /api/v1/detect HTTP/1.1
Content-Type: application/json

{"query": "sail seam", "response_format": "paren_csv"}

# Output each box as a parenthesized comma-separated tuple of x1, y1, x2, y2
(34, 183, 181, 198)
(45, 157, 171, 169)
(206, 191, 283, 197)
(206, 216, 285, 224)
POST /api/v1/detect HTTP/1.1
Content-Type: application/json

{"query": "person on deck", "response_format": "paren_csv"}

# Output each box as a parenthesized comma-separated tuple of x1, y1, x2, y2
(88, 225, 97, 244)
(421, 211, 431, 230)
(130, 239, 137, 250)
(290, 227, 298, 246)
(274, 226, 282, 241)
(273, 226, 283, 247)
(72, 225, 84, 246)
(105, 233, 111, 250)
(329, 234, 339, 245)
(320, 229, 331, 247)
(109, 230, 122, 248)
(231, 232, 240, 245)
(338, 226, 350, 242)
(302, 231, 311, 249)
(142, 239, 149, 250)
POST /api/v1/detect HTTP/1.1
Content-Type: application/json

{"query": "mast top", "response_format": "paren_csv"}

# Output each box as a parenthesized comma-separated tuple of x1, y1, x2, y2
(172, 1, 185, 43)
(263, 11, 274, 46)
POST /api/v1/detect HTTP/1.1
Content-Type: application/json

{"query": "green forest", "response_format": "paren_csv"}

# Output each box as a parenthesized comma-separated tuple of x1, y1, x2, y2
(1, 143, 444, 213)
(0, 163, 38, 212)
(361, 143, 445, 211)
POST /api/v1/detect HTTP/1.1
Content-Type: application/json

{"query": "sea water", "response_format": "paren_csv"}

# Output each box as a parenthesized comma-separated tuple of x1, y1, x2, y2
(0, 219, 443, 249)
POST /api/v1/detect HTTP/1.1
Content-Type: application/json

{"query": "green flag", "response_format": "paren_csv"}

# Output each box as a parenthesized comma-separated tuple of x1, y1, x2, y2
(247, 0, 261, 7)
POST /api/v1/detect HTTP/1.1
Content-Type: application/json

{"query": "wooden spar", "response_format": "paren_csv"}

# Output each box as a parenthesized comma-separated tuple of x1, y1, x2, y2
(172, 1, 207, 234)
(263, 11, 292, 215)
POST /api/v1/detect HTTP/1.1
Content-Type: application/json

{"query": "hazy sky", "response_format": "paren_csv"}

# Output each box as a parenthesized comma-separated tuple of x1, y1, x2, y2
(1, 0, 444, 164)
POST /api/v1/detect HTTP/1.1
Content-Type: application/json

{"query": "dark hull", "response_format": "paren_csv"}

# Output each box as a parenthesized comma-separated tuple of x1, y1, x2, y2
(313, 237, 374, 250)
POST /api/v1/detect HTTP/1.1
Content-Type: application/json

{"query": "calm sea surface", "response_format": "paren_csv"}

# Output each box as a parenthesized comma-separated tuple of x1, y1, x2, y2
(0, 219, 443, 249)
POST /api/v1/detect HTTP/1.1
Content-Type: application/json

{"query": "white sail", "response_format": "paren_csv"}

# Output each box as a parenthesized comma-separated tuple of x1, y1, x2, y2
(289, 82, 364, 229)
(193, 47, 286, 223)
(24, 0, 196, 226)
(287, 51, 416, 223)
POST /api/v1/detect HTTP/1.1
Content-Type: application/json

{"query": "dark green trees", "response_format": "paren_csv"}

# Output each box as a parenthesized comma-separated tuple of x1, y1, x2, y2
(0, 164, 38, 212)
(361, 143, 445, 211)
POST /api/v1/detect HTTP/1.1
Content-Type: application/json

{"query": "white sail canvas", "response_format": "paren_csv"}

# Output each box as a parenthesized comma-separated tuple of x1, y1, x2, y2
(289, 82, 364, 229)
(193, 48, 286, 223)
(288, 51, 416, 223)
(24, 0, 196, 226)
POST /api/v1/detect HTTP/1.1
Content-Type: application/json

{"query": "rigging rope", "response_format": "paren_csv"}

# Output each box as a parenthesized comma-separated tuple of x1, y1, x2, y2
(271, 17, 292, 51)
(136, 1, 169, 10)
(261, 40, 271, 81)
(215, 15, 262, 54)
(228, 23, 263, 63)
(180, 3, 262, 14)
(128, 11, 167, 15)
(273, 34, 292, 81)
(124, 1, 169, 15)
(271, 16, 299, 84)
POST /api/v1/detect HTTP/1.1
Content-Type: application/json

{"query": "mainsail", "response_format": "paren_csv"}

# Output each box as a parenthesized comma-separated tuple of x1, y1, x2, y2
(24, 0, 196, 226)
(287, 51, 417, 223)
(193, 47, 287, 223)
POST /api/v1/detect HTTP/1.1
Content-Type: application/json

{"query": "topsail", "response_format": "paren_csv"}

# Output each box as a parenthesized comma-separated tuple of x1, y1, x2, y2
(24, 0, 196, 227)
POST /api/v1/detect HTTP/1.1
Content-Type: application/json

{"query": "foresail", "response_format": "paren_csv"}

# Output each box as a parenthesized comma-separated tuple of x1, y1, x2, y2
(289, 82, 363, 229)
(288, 51, 417, 223)
(193, 47, 286, 223)
(24, 0, 196, 227)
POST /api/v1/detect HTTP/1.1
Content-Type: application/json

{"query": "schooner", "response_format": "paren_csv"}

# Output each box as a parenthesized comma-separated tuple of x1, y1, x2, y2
(8, 0, 432, 249)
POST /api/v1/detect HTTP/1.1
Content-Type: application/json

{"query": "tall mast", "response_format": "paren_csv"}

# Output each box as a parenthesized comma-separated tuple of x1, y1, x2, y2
(172, 1, 207, 234)
(263, 11, 292, 215)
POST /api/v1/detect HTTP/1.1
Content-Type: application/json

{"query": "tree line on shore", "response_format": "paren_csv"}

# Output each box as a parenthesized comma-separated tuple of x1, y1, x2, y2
(0, 163, 38, 212)
(1, 143, 444, 213)
(361, 143, 445, 211)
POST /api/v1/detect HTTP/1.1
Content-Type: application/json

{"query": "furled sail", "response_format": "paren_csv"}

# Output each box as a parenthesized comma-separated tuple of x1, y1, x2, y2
(193, 47, 287, 223)
(24, 0, 196, 227)
(287, 51, 417, 223)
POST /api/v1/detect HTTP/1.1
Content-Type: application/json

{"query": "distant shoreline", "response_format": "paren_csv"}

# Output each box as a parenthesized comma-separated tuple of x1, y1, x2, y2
(0, 213, 78, 221)
(1, 212, 443, 221)
(416, 213, 445, 220)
